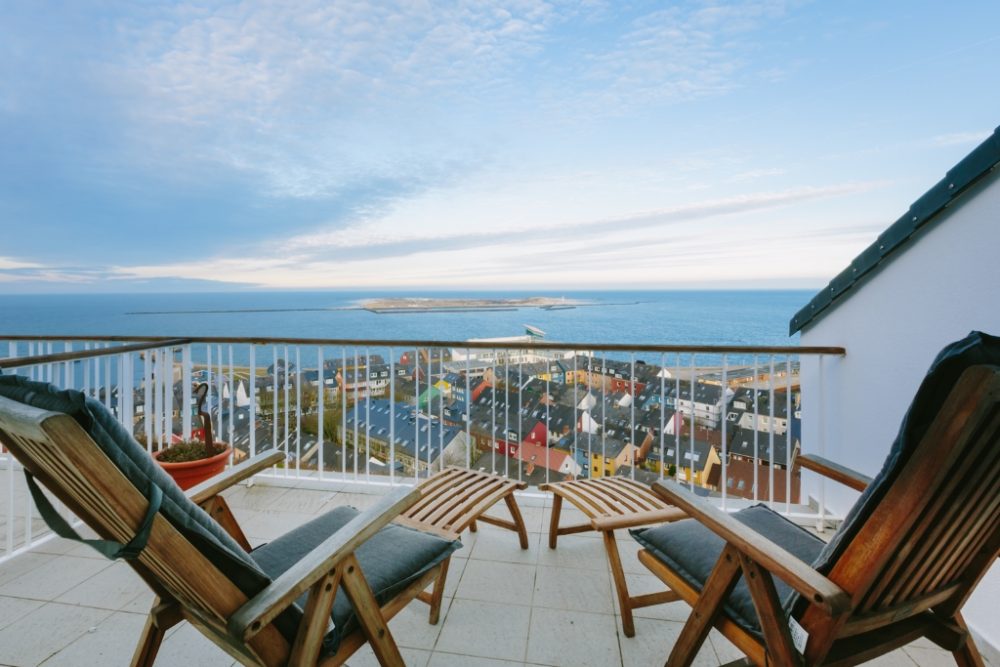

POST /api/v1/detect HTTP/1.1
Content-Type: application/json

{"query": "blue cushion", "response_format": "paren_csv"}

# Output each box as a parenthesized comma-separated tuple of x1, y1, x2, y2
(252, 506, 461, 656)
(631, 504, 824, 637)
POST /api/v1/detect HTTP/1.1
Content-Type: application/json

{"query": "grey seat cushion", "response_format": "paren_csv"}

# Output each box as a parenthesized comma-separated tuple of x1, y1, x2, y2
(631, 504, 824, 637)
(252, 506, 460, 656)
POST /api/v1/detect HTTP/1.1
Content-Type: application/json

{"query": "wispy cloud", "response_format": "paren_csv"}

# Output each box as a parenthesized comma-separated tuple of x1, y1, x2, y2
(100, 179, 882, 287)
(929, 131, 992, 147)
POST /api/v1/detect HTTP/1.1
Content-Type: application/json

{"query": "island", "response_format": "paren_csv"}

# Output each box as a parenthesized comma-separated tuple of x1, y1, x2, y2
(360, 296, 586, 313)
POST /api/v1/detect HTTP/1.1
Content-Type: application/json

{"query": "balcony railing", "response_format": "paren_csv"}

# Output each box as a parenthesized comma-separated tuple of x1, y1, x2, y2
(0, 335, 845, 563)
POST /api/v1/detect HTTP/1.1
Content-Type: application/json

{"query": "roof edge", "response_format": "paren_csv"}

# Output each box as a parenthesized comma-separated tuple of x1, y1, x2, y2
(790, 125, 1000, 335)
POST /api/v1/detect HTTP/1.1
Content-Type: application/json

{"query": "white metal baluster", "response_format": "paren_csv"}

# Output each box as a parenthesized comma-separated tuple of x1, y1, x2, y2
(283, 345, 290, 477)
(83, 342, 91, 397)
(217, 345, 225, 448)
(272, 346, 279, 458)
(341, 347, 347, 481)
(413, 347, 419, 483)
(117, 354, 125, 425)
(182, 346, 192, 440)
(465, 352, 471, 473)
(786, 354, 793, 514)
(104, 348, 111, 409)
(491, 349, 496, 475)
(721, 355, 728, 511)
(143, 349, 152, 451)
(689, 354, 696, 492)
(674, 353, 681, 479)
(249, 345, 257, 460)
(659, 353, 665, 480)
(768, 356, 776, 507)
(438, 347, 444, 476)
(229, 345, 236, 461)
(516, 356, 522, 482)
(295, 346, 302, 476)
(317, 347, 324, 480)
(601, 353, 607, 478)
(353, 349, 359, 481)
(426, 348, 432, 474)
(630, 353, 636, 479)
(548, 357, 552, 484)
(817, 355, 827, 532)
(507, 353, 512, 480)
(753, 354, 759, 503)
(389, 347, 395, 485)
(365, 347, 371, 482)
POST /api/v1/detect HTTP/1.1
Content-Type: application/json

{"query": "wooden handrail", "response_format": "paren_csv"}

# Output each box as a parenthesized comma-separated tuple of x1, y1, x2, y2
(0, 338, 192, 370)
(0, 333, 845, 356)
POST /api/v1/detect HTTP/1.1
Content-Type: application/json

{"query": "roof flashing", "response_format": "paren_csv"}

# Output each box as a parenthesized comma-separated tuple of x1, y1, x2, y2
(790, 126, 1000, 335)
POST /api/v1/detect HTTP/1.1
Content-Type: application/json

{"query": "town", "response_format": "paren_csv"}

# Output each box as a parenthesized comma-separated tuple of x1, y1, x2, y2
(130, 332, 801, 505)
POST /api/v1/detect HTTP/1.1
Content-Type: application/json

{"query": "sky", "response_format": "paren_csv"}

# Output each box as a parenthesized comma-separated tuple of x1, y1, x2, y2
(1, 0, 998, 293)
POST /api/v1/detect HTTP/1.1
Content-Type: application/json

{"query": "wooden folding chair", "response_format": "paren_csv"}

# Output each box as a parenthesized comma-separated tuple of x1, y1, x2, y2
(633, 357, 1000, 666)
(0, 381, 460, 667)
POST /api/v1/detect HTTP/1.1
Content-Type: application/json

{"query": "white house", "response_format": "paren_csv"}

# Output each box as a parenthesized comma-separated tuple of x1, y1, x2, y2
(793, 126, 1000, 659)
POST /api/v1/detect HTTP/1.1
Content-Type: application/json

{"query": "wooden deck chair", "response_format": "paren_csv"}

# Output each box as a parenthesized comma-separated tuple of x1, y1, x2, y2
(0, 373, 461, 667)
(631, 331, 1000, 666)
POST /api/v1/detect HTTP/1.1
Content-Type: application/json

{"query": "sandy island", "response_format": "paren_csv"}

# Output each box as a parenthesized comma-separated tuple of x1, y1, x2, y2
(361, 296, 586, 313)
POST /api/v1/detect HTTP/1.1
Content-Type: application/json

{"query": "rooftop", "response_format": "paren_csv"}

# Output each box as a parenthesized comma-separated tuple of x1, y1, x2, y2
(0, 481, 978, 666)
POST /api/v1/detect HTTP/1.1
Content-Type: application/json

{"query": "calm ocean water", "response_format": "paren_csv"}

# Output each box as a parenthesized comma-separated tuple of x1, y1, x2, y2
(0, 290, 809, 348)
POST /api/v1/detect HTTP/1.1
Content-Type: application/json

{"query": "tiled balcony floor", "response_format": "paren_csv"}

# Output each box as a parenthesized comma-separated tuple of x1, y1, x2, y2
(0, 482, 989, 667)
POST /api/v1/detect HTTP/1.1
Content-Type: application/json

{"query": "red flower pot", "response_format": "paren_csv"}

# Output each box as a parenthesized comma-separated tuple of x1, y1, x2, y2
(154, 445, 232, 490)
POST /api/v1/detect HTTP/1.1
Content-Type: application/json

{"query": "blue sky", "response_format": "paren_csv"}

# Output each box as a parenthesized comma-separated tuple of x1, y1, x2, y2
(1, 0, 998, 292)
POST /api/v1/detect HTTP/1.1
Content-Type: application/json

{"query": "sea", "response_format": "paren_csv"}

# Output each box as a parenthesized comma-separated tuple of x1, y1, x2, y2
(0, 290, 809, 347)
(0, 289, 814, 372)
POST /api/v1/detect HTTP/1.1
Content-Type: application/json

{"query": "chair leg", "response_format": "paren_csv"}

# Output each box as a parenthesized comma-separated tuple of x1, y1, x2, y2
(548, 494, 563, 549)
(504, 493, 530, 550)
(602, 530, 636, 638)
(427, 557, 451, 625)
(952, 613, 986, 667)
(667, 545, 743, 667)
(130, 614, 166, 667)
(340, 554, 405, 667)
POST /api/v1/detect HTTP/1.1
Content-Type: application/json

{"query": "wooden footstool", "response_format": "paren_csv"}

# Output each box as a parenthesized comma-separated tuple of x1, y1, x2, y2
(540, 476, 687, 637)
(394, 466, 529, 623)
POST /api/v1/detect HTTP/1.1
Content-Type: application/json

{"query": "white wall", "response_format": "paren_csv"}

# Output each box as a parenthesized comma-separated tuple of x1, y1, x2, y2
(799, 168, 1000, 654)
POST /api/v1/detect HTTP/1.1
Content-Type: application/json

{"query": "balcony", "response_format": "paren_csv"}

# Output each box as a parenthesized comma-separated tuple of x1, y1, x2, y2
(0, 336, 994, 665)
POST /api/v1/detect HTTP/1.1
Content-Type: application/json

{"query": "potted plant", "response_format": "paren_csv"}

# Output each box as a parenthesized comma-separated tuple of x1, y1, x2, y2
(153, 383, 232, 490)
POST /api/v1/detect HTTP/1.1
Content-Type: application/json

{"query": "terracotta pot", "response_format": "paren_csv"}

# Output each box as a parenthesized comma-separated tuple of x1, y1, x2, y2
(154, 444, 232, 490)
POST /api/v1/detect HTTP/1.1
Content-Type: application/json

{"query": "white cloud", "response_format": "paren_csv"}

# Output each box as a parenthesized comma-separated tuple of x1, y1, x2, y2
(930, 131, 991, 147)
(0, 256, 42, 270)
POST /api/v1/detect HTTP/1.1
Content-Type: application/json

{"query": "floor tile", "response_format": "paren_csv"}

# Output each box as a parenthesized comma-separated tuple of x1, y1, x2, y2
(455, 560, 535, 606)
(155, 621, 235, 665)
(55, 561, 147, 610)
(468, 527, 540, 565)
(38, 611, 147, 666)
(0, 602, 112, 666)
(620, 573, 691, 622)
(535, 534, 608, 571)
(435, 599, 531, 662)
(532, 564, 613, 614)
(428, 652, 525, 667)
(525, 606, 621, 667)
(0, 595, 44, 632)
(0, 554, 111, 601)
(619, 617, 719, 667)
(349, 645, 431, 667)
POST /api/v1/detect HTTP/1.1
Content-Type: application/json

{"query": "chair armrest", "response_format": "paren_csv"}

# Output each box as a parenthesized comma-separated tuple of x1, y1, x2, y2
(228, 485, 422, 641)
(186, 451, 284, 504)
(650, 480, 851, 617)
(797, 454, 872, 492)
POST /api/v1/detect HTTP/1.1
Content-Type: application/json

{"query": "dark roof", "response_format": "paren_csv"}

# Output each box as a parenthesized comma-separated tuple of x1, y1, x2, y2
(790, 126, 1000, 334)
